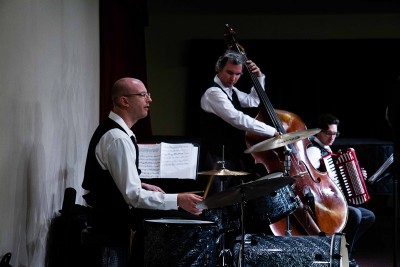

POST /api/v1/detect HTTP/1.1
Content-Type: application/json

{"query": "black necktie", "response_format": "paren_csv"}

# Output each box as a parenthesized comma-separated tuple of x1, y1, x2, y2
(213, 82, 241, 109)
(231, 90, 241, 109)
(130, 136, 142, 175)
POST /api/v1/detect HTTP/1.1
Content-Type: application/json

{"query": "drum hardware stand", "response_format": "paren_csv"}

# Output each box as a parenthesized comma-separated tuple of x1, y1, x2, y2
(197, 172, 294, 267)
(200, 145, 250, 267)
(217, 168, 233, 267)
(236, 185, 248, 267)
(216, 179, 234, 267)
(216, 146, 233, 267)
(283, 145, 293, 237)
(393, 172, 398, 267)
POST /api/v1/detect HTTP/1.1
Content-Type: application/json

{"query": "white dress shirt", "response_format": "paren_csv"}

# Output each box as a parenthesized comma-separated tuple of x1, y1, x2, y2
(306, 137, 332, 169)
(200, 75, 276, 137)
(95, 111, 178, 210)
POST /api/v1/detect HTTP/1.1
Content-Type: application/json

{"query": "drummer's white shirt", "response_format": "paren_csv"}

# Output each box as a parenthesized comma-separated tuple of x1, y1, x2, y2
(95, 111, 178, 210)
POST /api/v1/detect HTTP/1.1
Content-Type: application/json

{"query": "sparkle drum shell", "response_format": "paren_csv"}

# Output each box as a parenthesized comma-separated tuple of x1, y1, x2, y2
(246, 185, 298, 231)
(144, 219, 218, 267)
(233, 233, 348, 267)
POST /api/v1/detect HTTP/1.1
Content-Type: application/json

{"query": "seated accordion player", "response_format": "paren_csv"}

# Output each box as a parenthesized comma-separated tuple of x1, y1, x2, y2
(322, 148, 371, 206)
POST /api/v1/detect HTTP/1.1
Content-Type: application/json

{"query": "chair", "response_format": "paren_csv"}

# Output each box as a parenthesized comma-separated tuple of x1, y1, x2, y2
(80, 211, 132, 267)
(47, 187, 89, 267)
(58, 187, 78, 267)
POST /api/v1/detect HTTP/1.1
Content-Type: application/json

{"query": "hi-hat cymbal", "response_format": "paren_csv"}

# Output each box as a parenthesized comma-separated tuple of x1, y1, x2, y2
(244, 128, 321, 153)
(196, 172, 293, 209)
(198, 168, 250, 176)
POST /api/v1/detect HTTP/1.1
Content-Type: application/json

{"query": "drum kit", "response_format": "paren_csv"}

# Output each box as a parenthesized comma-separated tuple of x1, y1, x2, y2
(143, 129, 348, 266)
(196, 128, 325, 267)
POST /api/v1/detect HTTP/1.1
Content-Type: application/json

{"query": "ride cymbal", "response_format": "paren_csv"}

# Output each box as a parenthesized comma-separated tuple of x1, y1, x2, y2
(198, 169, 250, 176)
(196, 172, 292, 209)
(244, 128, 321, 153)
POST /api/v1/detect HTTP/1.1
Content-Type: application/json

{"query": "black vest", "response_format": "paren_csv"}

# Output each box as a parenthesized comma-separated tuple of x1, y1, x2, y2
(309, 138, 331, 158)
(200, 84, 246, 158)
(308, 137, 331, 171)
(82, 118, 139, 217)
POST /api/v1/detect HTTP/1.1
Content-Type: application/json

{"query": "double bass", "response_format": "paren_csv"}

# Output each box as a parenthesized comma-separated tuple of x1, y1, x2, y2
(224, 25, 348, 236)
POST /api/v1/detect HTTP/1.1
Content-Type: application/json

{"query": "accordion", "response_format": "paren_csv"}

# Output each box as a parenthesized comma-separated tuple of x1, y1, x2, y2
(322, 148, 370, 206)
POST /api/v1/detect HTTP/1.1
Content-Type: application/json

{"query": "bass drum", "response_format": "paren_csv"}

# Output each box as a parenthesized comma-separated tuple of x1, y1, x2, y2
(144, 219, 218, 267)
(245, 184, 298, 233)
(233, 233, 348, 267)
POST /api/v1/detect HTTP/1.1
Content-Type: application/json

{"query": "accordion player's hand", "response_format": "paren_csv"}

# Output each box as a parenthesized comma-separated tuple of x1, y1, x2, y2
(361, 167, 368, 180)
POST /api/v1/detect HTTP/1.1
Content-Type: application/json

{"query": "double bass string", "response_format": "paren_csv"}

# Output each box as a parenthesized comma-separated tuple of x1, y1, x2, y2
(225, 25, 284, 133)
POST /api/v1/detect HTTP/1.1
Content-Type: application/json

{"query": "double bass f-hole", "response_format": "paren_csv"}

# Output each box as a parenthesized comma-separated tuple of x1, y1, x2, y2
(223, 24, 348, 237)
(299, 160, 321, 183)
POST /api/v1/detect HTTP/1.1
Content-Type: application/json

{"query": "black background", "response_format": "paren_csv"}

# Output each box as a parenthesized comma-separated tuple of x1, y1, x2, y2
(185, 38, 400, 141)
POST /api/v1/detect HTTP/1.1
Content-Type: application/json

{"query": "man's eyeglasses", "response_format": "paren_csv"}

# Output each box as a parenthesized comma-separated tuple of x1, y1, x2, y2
(123, 92, 151, 98)
(322, 130, 340, 137)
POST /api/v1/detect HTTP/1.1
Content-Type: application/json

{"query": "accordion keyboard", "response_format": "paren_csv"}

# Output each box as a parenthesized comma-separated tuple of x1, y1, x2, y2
(322, 148, 370, 205)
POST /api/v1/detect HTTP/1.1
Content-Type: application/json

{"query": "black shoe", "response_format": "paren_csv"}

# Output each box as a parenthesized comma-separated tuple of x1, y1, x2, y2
(349, 258, 360, 267)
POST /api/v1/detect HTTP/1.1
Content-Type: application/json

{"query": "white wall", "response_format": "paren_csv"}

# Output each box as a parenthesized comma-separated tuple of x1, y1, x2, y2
(0, 0, 99, 266)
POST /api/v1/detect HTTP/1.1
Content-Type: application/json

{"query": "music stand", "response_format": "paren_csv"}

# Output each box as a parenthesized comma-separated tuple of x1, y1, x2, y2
(367, 153, 398, 266)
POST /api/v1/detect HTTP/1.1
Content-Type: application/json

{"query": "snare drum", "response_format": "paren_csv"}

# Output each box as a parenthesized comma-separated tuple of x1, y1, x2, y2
(233, 233, 348, 267)
(144, 219, 218, 267)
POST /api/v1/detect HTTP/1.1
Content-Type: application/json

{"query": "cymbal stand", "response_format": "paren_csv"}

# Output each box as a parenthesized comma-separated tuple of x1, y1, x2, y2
(217, 175, 233, 267)
(236, 186, 248, 267)
(216, 146, 232, 267)
(283, 145, 293, 236)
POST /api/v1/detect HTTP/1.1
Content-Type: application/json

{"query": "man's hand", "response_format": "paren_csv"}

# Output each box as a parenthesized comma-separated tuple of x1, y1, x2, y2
(361, 168, 368, 180)
(246, 60, 262, 77)
(141, 182, 165, 193)
(177, 193, 204, 215)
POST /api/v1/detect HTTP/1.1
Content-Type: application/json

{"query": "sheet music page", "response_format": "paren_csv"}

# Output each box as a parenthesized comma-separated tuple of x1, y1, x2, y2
(159, 142, 198, 179)
(138, 144, 161, 178)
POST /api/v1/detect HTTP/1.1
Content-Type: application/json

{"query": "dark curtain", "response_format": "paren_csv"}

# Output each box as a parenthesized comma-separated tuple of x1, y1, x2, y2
(186, 39, 400, 141)
(99, 0, 152, 136)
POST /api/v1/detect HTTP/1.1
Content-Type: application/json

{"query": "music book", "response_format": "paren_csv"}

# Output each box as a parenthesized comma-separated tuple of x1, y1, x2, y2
(138, 142, 199, 179)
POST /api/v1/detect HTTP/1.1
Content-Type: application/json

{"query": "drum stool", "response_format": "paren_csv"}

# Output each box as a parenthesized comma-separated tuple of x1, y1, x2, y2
(80, 227, 134, 267)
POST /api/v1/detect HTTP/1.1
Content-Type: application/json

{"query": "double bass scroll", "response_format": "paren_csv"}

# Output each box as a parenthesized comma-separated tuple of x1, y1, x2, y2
(224, 24, 348, 236)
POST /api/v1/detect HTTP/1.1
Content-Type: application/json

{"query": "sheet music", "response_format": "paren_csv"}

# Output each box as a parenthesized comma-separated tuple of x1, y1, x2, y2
(138, 142, 198, 179)
(138, 144, 161, 178)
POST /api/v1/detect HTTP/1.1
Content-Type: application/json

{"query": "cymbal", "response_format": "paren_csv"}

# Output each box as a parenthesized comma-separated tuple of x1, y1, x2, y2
(196, 172, 293, 209)
(198, 168, 250, 176)
(244, 128, 321, 153)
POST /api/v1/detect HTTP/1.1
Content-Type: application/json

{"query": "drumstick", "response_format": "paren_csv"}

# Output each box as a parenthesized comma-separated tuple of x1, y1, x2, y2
(203, 175, 215, 199)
